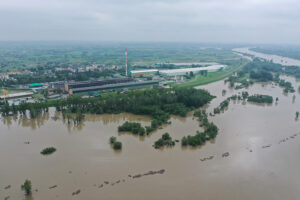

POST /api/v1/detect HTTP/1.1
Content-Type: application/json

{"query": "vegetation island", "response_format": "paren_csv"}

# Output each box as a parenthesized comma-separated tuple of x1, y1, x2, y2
(40, 147, 56, 155)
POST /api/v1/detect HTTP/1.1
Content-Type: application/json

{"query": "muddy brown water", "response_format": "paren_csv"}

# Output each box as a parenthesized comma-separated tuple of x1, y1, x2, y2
(1, 77, 300, 200)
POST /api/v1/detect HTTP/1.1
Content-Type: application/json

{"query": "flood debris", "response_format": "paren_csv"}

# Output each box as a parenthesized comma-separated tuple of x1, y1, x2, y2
(98, 184, 103, 188)
(132, 174, 142, 179)
(51, 116, 58, 121)
(104, 181, 109, 184)
(72, 189, 81, 196)
(200, 156, 214, 161)
(132, 169, 165, 179)
(4, 185, 11, 190)
(262, 145, 271, 148)
(279, 133, 299, 144)
(222, 152, 230, 157)
(49, 185, 57, 189)
(4, 196, 10, 200)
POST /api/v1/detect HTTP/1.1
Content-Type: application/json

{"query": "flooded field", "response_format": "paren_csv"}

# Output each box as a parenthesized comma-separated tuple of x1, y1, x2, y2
(1, 77, 300, 200)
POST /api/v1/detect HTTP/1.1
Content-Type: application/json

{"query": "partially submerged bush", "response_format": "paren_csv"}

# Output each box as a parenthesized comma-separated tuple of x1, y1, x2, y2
(113, 141, 122, 150)
(21, 179, 32, 196)
(40, 147, 56, 155)
(109, 136, 117, 144)
(153, 133, 175, 149)
(109, 136, 122, 150)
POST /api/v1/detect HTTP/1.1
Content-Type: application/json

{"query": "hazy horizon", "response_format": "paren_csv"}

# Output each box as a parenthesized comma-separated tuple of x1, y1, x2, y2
(0, 0, 300, 44)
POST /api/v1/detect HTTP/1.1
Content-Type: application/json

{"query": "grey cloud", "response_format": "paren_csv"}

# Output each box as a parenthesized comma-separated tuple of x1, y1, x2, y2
(0, 0, 299, 43)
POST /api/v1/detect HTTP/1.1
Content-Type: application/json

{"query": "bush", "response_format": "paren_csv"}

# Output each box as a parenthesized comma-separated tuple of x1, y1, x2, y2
(181, 136, 188, 146)
(21, 179, 32, 196)
(118, 121, 146, 136)
(153, 133, 175, 149)
(182, 111, 219, 147)
(113, 141, 122, 150)
(247, 94, 273, 103)
(40, 147, 56, 155)
(109, 136, 116, 144)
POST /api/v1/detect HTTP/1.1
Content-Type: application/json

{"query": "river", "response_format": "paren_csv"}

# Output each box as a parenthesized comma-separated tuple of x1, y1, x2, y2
(1, 77, 300, 200)
(233, 47, 300, 67)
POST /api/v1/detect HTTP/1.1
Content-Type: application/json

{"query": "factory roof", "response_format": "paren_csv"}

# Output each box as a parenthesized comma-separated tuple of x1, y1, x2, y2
(131, 69, 159, 74)
(29, 83, 43, 88)
(168, 62, 219, 66)
(159, 65, 226, 74)
(0, 92, 33, 100)
(71, 81, 159, 93)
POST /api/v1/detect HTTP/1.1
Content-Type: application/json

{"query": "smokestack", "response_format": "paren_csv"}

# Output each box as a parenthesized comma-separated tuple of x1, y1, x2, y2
(125, 48, 128, 76)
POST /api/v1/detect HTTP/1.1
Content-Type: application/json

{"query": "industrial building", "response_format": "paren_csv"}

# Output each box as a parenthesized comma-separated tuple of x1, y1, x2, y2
(29, 83, 43, 88)
(159, 65, 226, 77)
(130, 69, 159, 77)
(70, 80, 159, 94)
(66, 78, 133, 91)
(56, 77, 158, 94)
(49, 81, 65, 90)
(0, 91, 33, 100)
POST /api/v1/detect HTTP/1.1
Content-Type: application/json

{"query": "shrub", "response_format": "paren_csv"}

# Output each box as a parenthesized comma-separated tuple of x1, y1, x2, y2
(40, 147, 56, 155)
(153, 133, 175, 149)
(109, 136, 116, 144)
(118, 121, 146, 136)
(247, 94, 273, 103)
(21, 179, 32, 196)
(113, 141, 122, 150)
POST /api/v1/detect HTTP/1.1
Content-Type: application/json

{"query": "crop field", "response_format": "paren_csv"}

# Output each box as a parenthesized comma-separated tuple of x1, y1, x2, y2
(0, 42, 240, 71)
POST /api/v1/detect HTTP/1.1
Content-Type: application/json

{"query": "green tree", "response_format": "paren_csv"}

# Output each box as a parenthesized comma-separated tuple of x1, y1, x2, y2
(21, 179, 32, 196)
(109, 136, 116, 144)
(113, 141, 122, 150)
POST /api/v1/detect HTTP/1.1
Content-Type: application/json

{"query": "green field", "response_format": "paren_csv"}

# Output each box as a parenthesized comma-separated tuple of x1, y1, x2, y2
(175, 59, 249, 88)
(0, 42, 240, 72)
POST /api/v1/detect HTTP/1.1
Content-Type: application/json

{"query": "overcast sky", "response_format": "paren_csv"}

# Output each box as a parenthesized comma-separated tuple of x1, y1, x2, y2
(0, 0, 299, 44)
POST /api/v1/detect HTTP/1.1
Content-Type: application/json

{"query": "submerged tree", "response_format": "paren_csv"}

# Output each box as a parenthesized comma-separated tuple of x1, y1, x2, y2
(113, 141, 122, 150)
(21, 179, 32, 196)
(109, 136, 117, 144)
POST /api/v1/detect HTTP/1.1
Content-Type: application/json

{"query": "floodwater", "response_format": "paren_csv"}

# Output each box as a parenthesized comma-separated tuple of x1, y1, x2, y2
(233, 48, 300, 67)
(1, 77, 300, 200)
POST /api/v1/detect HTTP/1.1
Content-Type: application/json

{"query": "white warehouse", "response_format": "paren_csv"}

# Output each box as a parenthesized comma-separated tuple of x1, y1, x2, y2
(159, 65, 226, 76)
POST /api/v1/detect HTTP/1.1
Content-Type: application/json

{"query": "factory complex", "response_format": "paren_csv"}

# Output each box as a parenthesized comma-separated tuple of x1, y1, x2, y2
(130, 64, 226, 77)
(0, 48, 227, 103)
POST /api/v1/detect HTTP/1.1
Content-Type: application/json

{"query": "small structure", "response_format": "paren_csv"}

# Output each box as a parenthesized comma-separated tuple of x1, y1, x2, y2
(130, 69, 159, 77)
(159, 65, 226, 77)
(29, 83, 43, 88)
(70, 80, 159, 94)
(0, 92, 33, 100)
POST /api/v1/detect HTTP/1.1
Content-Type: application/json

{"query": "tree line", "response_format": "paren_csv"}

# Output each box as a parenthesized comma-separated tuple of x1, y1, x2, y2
(181, 110, 218, 147)
(1, 88, 214, 124)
